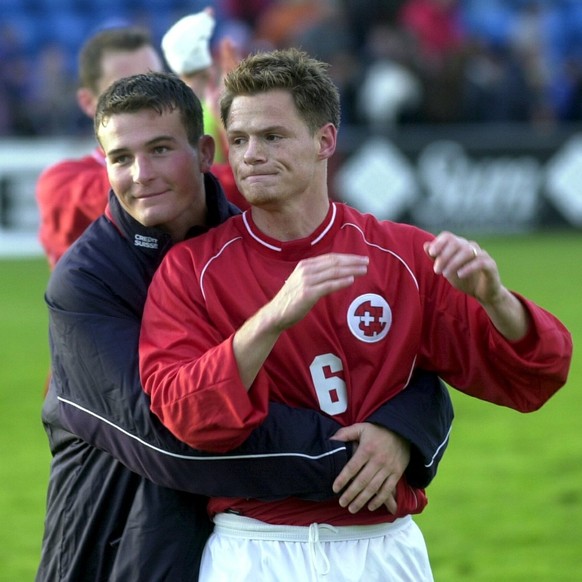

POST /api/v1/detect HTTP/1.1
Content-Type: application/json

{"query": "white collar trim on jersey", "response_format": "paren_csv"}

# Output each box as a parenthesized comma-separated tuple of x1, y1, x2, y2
(241, 203, 337, 252)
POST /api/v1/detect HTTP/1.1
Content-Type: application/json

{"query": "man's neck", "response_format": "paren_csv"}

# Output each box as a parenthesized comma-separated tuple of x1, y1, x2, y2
(250, 197, 331, 242)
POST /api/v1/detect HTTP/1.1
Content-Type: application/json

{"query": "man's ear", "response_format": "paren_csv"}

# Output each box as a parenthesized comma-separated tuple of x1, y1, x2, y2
(318, 123, 337, 160)
(198, 135, 216, 172)
(77, 87, 98, 119)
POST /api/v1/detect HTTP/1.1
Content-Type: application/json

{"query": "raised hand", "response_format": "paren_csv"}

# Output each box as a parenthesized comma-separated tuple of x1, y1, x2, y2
(234, 253, 368, 389)
(269, 253, 369, 331)
(424, 231, 529, 341)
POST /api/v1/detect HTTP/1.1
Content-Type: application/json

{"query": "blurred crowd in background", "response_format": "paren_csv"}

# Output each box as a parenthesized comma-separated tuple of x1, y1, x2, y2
(3, 0, 582, 138)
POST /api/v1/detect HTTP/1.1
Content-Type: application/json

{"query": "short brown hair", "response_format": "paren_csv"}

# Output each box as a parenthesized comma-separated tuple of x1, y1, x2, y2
(94, 72, 204, 147)
(220, 48, 341, 134)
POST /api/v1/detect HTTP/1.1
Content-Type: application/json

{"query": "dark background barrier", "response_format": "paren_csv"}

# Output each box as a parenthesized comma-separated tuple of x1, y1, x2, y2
(333, 122, 582, 234)
(2, 123, 582, 253)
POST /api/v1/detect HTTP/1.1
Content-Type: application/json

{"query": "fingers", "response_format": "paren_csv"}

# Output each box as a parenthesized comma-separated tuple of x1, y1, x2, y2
(375, 473, 400, 513)
(332, 447, 362, 496)
(335, 462, 400, 514)
(338, 468, 398, 514)
(296, 253, 369, 282)
(332, 422, 409, 515)
(424, 232, 504, 304)
(269, 254, 368, 331)
(330, 425, 359, 443)
(385, 493, 398, 515)
(331, 424, 365, 496)
(287, 254, 368, 306)
(424, 232, 483, 278)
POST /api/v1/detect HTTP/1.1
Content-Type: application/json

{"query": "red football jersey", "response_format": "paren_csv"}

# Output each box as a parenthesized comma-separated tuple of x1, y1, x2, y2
(140, 202, 572, 526)
(36, 148, 109, 268)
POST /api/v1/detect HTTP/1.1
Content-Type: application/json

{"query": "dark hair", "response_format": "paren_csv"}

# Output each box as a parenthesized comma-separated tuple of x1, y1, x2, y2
(220, 47, 341, 134)
(94, 72, 204, 146)
(78, 26, 155, 94)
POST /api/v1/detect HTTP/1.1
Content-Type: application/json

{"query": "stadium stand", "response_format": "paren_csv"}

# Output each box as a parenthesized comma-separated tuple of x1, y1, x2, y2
(3, 0, 582, 137)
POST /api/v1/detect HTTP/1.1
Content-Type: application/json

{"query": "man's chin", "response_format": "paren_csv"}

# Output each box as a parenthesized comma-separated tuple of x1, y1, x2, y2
(242, 189, 275, 208)
(135, 210, 168, 229)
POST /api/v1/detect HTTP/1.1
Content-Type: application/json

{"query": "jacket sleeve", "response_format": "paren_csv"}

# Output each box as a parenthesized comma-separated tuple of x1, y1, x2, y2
(46, 263, 349, 502)
(366, 369, 453, 488)
(49, 283, 452, 499)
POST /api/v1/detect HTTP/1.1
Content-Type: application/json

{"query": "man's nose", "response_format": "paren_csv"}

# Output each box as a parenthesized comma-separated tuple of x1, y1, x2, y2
(243, 137, 266, 164)
(132, 156, 155, 183)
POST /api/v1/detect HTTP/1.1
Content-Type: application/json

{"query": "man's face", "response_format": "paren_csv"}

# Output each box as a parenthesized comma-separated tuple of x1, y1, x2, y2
(98, 107, 214, 240)
(225, 89, 328, 209)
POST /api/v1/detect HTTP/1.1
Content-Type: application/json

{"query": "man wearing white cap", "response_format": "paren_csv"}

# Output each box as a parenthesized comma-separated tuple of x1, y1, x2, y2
(162, 7, 234, 163)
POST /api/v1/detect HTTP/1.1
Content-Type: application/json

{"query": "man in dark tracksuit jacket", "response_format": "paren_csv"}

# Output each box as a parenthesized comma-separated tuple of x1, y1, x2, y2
(36, 74, 453, 582)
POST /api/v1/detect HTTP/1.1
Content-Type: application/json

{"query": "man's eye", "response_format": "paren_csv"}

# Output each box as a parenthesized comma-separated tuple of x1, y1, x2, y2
(153, 146, 169, 154)
(112, 155, 130, 165)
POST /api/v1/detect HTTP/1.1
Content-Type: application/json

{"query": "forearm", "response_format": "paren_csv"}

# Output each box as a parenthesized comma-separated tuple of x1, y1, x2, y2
(141, 336, 270, 451)
(233, 302, 283, 389)
(56, 372, 349, 500)
(480, 287, 531, 341)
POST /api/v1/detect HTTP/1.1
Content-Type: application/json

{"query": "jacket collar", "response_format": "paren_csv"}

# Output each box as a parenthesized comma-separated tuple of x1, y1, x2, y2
(105, 172, 240, 257)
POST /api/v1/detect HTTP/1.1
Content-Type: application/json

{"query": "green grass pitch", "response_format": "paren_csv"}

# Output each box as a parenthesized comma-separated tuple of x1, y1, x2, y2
(1, 230, 580, 581)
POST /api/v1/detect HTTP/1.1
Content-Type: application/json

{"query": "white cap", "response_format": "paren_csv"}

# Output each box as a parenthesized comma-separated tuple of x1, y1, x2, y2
(162, 10, 215, 75)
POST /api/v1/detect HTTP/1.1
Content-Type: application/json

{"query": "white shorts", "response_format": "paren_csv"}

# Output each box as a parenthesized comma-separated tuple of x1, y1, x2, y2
(199, 513, 433, 581)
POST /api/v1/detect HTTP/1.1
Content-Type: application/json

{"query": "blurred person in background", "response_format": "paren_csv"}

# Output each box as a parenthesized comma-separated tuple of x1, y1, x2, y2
(27, 42, 80, 136)
(357, 22, 424, 128)
(162, 6, 232, 163)
(162, 6, 247, 209)
(397, 0, 467, 123)
(0, 22, 37, 136)
(35, 25, 164, 269)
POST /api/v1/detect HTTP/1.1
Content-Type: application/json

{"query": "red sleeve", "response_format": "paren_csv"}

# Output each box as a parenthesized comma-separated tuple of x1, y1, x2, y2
(139, 243, 269, 452)
(211, 163, 250, 211)
(418, 272, 572, 412)
(385, 223, 571, 413)
(36, 156, 110, 268)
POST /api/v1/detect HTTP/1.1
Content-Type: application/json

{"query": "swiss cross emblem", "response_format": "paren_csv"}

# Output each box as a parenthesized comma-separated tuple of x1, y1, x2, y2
(347, 293, 392, 343)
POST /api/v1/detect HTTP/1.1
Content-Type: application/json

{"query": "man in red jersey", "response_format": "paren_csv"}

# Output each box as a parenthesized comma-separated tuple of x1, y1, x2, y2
(36, 26, 164, 268)
(139, 49, 572, 581)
